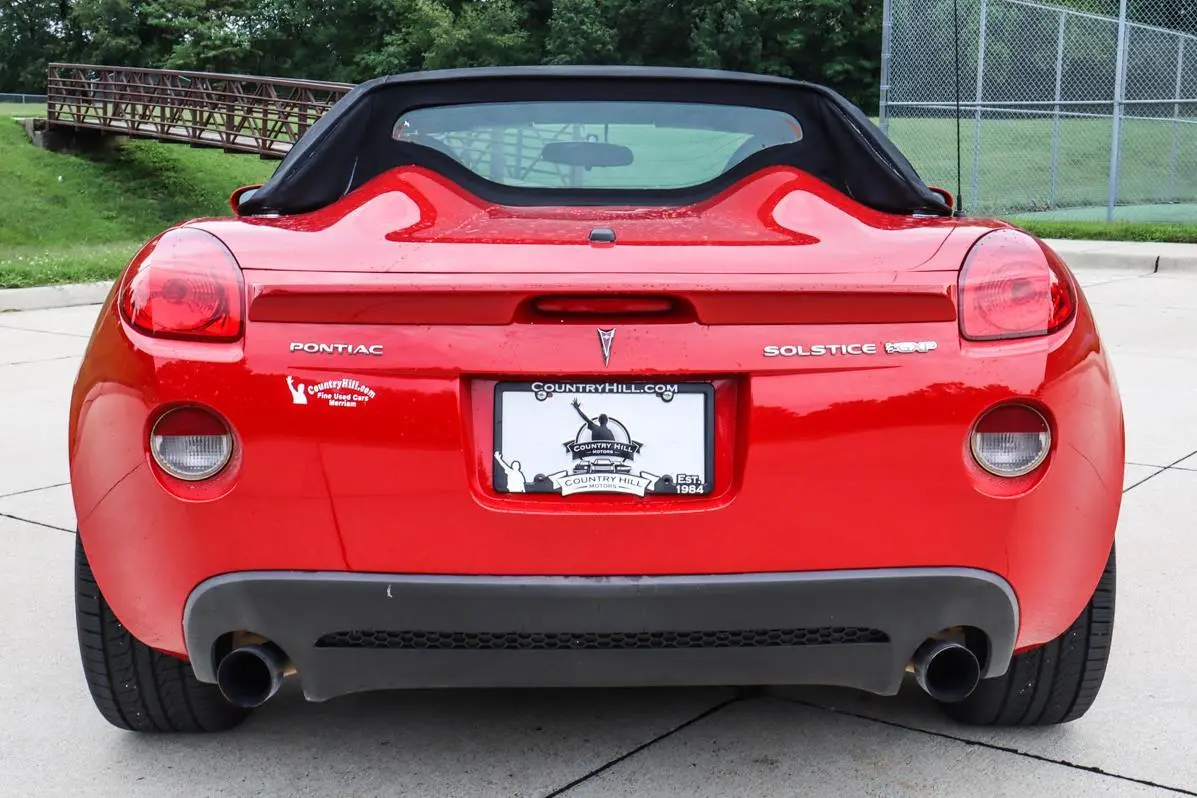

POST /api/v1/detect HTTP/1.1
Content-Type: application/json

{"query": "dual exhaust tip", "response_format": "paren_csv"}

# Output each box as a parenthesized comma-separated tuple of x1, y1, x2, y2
(911, 639, 982, 704)
(216, 643, 289, 709)
(214, 637, 982, 709)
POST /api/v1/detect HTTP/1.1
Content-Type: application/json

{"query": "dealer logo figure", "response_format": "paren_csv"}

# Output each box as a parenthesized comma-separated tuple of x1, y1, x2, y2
(530, 398, 660, 496)
(565, 399, 642, 474)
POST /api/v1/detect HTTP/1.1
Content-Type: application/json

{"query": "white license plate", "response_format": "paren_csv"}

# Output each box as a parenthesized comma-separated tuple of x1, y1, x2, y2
(493, 381, 714, 497)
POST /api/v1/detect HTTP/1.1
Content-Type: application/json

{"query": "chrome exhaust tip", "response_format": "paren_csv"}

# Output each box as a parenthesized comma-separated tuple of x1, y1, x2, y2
(911, 639, 981, 703)
(215, 643, 288, 708)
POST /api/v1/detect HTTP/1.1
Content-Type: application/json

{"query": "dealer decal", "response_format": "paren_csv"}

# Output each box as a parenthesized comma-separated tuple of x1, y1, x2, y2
(286, 376, 376, 408)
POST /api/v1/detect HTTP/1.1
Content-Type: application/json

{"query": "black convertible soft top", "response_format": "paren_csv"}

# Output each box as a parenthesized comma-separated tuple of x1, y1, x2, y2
(239, 66, 952, 217)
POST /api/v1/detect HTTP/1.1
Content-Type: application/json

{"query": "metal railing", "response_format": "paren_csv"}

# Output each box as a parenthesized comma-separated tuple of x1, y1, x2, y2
(46, 63, 353, 157)
(880, 0, 1197, 222)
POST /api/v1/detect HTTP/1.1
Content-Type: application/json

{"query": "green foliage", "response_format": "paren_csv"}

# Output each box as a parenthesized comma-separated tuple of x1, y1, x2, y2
(5, 0, 1197, 107)
(427, 0, 538, 69)
(362, 0, 537, 74)
(544, 0, 618, 65)
(0, 0, 70, 93)
(757, 0, 884, 109)
(357, 0, 455, 75)
(0, 0, 896, 110)
(69, 0, 161, 67)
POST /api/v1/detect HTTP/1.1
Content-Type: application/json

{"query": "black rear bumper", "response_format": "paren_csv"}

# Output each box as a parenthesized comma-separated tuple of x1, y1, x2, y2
(183, 569, 1018, 702)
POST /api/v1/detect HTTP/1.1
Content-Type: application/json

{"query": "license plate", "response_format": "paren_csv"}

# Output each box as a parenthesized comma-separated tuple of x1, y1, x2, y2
(493, 381, 714, 497)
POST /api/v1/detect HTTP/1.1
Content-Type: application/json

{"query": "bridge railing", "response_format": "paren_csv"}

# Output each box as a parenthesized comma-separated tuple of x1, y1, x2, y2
(46, 63, 352, 157)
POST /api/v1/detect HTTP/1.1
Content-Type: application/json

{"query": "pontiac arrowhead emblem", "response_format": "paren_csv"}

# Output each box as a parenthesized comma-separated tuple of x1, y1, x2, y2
(597, 328, 615, 367)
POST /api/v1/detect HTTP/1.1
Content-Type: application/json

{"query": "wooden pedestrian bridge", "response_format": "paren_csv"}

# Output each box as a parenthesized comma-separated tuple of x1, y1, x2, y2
(43, 63, 353, 158)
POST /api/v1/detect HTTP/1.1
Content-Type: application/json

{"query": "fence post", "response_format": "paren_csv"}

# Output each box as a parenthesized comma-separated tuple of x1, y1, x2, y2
(1106, 0, 1129, 223)
(44, 67, 55, 121)
(879, 0, 893, 133)
(1168, 38, 1185, 203)
(1049, 11, 1067, 209)
(971, 0, 991, 215)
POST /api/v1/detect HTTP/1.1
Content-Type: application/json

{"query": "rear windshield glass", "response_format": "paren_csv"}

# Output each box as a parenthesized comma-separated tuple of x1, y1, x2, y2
(391, 101, 803, 190)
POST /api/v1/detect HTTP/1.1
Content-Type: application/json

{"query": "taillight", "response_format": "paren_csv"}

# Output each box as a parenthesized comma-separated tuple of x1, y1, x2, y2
(970, 404, 1051, 477)
(150, 406, 233, 481)
(958, 229, 1075, 342)
(119, 228, 244, 341)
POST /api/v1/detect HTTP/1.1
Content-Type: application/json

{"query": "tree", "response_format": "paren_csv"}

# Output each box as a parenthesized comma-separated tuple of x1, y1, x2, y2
(423, 0, 537, 69)
(356, 0, 456, 76)
(687, 0, 762, 72)
(543, 0, 618, 65)
(359, 0, 536, 76)
(0, 0, 896, 110)
(0, 0, 68, 92)
(68, 0, 164, 68)
(756, 0, 884, 110)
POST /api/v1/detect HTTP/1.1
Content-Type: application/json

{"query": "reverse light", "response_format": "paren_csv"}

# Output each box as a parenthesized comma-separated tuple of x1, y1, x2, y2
(970, 404, 1051, 478)
(150, 407, 234, 481)
(119, 228, 244, 341)
(958, 229, 1075, 341)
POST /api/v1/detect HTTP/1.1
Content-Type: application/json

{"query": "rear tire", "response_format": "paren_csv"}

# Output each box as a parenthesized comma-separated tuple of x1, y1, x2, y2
(75, 535, 249, 732)
(942, 544, 1115, 726)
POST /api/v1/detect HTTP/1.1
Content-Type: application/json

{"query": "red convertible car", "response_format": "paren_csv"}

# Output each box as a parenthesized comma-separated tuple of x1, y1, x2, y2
(70, 67, 1122, 733)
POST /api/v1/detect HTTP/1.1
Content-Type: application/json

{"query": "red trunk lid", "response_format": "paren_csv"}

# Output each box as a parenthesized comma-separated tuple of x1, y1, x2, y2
(194, 167, 982, 280)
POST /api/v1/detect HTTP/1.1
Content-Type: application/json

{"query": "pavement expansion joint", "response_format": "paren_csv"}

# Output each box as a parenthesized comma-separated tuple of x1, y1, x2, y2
(0, 512, 75, 534)
(778, 697, 1197, 796)
(545, 693, 748, 796)
(1, 354, 83, 367)
(0, 323, 92, 339)
(1124, 451, 1197, 494)
(0, 481, 70, 500)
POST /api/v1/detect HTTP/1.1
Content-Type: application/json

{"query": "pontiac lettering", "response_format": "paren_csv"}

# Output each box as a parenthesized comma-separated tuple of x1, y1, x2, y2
(289, 342, 384, 356)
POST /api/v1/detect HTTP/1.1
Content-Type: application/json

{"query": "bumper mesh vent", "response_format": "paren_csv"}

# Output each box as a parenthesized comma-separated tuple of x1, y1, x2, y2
(315, 627, 889, 650)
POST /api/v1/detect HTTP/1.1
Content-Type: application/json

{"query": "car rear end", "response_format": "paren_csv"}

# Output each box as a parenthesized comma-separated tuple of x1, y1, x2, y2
(69, 74, 1123, 714)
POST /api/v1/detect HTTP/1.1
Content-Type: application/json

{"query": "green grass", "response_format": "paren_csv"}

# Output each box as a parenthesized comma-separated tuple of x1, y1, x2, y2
(887, 116, 1197, 217)
(0, 117, 276, 288)
(1011, 203, 1197, 224)
(1015, 220, 1197, 244)
(0, 104, 45, 118)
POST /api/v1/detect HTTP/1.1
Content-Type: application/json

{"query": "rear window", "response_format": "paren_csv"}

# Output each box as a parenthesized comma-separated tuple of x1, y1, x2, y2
(391, 101, 803, 190)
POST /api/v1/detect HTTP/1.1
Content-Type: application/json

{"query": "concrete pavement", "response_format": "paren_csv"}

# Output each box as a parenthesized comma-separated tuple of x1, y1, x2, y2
(2, 267, 1196, 796)
(1044, 238, 1197, 273)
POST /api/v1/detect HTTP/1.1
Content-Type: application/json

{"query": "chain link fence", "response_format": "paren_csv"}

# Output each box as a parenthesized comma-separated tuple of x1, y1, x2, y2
(880, 0, 1197, 222)
(0, 93, 48, 104)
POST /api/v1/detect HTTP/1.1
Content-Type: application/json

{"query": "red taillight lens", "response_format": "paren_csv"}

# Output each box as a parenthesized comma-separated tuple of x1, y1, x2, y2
(958, 229, 1075, 342)
(119, 228, 244, 341)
